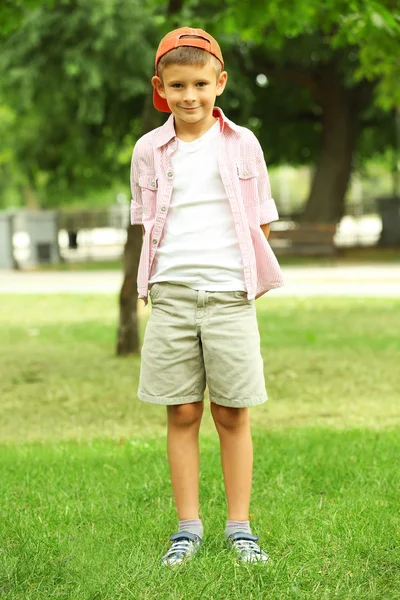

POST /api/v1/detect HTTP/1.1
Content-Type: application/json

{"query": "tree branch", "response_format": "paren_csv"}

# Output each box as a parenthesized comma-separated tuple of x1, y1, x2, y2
(233, 48, 322, 100)
(167, 0, 183, 16)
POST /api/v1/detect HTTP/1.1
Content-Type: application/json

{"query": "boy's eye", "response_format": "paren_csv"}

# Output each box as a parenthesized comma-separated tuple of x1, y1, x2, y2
(169, 82, 207, 89)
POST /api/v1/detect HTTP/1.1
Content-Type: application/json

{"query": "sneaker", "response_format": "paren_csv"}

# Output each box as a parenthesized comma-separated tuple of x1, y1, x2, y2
(161, 532, 202, 567)
(227, 532, 269, 564)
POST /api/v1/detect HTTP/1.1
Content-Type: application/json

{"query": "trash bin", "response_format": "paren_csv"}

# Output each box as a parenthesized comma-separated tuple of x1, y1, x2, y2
(13, 210, 61, 267)
(377, 196, 400, 246)
(0, 212, 15, 269)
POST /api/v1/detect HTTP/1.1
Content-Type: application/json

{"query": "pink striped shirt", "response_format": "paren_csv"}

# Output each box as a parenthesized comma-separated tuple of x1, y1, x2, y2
(130, 107, 284, 304)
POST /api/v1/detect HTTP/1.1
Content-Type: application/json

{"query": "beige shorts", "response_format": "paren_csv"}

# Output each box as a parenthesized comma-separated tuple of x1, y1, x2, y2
(138, 282, 267, 408)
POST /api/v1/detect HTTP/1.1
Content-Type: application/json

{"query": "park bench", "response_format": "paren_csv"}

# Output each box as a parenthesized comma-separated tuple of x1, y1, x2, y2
(58, 208, 128, 248)
(268, 222, 337, 256)
(58, 210, 110, 231)
(58, 210, 109, 248)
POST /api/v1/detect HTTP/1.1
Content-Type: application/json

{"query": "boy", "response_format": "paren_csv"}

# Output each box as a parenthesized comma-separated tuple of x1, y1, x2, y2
(130, 27, 284, 567)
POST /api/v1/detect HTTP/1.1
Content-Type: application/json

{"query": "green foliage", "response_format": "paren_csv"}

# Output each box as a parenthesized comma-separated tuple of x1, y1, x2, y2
(332, 1, 400, 108)
(217, 0, 400, 108)
(0, 0, 398, 208)
(0, 103, 28, 207)
(0, 0, 161, 206)
(184, 0, 400, 179)
(0, 0, 54, 35)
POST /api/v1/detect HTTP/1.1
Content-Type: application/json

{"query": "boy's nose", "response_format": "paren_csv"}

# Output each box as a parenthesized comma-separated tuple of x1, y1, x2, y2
(183, 88, 196, 103)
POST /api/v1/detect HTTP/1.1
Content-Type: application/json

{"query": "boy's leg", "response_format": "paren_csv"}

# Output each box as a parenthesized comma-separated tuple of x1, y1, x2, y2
(167, 401, 204, 520)
(201, 292, 269, 562)
(210, 403, 253, 521)
(211, 403, 269, 563)
(200, 291, 266, 522)
(161, 400, 204, 567)
(139, 283, 207, 565)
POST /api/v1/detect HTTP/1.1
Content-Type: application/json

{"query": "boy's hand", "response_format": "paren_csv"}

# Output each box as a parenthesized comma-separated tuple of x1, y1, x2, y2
(260, 223, 270, 240)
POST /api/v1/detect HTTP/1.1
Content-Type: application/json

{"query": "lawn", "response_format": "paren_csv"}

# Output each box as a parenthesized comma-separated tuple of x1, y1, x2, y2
(0, 294, 399, 599)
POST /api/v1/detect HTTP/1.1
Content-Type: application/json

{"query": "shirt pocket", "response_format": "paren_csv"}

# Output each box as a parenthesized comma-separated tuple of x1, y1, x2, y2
(138, 172, 158, 220)
(236, 162, 259, 206)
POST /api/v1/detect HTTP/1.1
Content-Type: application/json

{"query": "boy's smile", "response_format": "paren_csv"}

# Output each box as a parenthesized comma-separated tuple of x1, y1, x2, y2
(152, 63, 227, 140)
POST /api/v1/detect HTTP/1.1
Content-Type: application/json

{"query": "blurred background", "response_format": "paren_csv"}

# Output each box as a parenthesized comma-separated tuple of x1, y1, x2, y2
(0, 0, 399, 268)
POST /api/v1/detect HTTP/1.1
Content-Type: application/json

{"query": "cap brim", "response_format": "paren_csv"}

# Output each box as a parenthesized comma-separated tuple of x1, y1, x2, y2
(153, 88, 172, 113)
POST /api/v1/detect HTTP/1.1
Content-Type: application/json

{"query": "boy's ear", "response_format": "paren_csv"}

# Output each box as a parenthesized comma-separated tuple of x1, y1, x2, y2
(216, 70, 228, 97)
(152, 75, 166, 99)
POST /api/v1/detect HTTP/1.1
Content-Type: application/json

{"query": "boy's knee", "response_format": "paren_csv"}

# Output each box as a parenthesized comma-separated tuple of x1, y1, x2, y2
(167, 401, 204, 427)
(211, 403, 249, 430)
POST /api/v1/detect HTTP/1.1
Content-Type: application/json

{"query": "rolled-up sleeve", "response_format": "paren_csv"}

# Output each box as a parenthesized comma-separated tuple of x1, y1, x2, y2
(255, 140, 279, 225)
(130, 147, 142, 225)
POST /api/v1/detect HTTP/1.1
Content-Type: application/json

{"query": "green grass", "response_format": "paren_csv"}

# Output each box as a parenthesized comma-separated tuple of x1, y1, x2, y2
(1, 295, 399, 599)
(1, 295, 398, 442)
(1, 429, 399, 599)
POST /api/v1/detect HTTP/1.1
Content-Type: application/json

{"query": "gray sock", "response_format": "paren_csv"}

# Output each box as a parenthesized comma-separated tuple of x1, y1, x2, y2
(178, 519, 203, 539)
(225, 519, 252, 539)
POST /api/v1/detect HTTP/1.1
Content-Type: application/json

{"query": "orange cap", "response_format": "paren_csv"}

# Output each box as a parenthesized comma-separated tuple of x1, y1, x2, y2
(153, 27, 224, 113)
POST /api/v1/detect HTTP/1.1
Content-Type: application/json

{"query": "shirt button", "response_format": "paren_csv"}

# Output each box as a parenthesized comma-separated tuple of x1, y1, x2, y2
(151, 181, 156, 187)
(161, 206, 166, 212)
(152, 239, 157, 244)
(167, 171, 173, 177)
(243, 170, 248, 176)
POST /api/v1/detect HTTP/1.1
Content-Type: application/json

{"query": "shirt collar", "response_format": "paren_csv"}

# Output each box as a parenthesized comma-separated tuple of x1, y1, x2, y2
(154, 106, 240, 148)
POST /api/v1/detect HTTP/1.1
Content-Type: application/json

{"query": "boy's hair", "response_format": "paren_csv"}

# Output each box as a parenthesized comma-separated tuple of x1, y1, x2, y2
(153, 28, 224, 112)
(157, 36, 222, 80)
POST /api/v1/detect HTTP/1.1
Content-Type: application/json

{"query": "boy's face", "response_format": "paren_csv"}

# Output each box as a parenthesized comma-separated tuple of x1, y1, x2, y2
(152, 61, 227, 129)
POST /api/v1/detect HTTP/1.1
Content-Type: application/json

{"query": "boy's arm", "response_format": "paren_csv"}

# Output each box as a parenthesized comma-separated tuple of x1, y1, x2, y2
(260, 223, 270, 240)
(254, 138, 279, 228)
(130, 146, 143, 227)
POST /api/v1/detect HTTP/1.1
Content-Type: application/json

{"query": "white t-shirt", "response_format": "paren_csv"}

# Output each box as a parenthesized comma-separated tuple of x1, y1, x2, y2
(148, 121, 246, 291)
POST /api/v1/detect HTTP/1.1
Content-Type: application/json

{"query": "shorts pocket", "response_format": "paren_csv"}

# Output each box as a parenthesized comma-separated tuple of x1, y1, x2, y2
(149, 282, 161, 302)
(233, 290, 248, 300)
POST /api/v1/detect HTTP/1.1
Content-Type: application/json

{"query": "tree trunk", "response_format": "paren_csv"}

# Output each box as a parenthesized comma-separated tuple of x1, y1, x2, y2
(116, 224, 143, 355)
(23, 184, 40, 210)
(302, 70, 358, 223)
(116, 95, 163, 355)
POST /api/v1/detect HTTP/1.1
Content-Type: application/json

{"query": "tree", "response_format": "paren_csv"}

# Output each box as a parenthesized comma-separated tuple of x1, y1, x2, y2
(0, 0, 160, 207)
(201, 0, 400, 221)
(0, 0, 53, 35)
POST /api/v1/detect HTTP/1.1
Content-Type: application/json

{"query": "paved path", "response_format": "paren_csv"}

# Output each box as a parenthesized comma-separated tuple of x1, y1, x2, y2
(1, 264, 399, 296)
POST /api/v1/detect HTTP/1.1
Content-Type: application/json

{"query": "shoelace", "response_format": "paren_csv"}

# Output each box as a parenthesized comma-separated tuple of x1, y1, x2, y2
(165, 539, 193, 558)
(232, 539, 264, 557)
